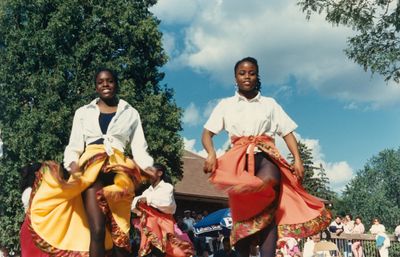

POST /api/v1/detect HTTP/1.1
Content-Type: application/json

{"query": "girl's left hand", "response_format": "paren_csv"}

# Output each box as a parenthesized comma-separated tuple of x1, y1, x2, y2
(292, 159, 304, 182)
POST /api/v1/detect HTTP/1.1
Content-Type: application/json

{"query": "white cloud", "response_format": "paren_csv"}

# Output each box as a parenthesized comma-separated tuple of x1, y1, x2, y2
(182, 102, 201, 126)
(153, 0, 400, 107)
(183, 137, 197, 153)
(323, 161, 354, 192)
(203, 98, 221, 119)
(183, 137, 229, 158)
(149, 0, 200, 25)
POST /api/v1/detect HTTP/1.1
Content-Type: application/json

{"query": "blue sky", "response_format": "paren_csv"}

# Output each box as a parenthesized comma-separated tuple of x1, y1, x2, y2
(150, 0, 400, 192)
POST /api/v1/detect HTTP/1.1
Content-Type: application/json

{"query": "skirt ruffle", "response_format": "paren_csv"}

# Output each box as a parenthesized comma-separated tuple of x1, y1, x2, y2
(28, 145, 143, 256)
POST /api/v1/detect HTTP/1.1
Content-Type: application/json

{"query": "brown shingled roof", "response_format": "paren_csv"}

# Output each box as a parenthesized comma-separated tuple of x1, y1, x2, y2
(174, 150, 228, 203)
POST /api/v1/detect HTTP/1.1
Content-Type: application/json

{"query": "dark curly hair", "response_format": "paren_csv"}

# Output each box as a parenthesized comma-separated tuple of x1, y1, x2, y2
(20, 162, 42, 192)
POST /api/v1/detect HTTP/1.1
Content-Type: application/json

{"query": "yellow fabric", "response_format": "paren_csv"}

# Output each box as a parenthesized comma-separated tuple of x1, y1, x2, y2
(30, 144, 136, 253)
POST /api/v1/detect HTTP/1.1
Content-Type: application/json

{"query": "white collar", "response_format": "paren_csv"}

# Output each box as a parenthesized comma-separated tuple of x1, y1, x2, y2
(87, 98, 129, 112)
(234, 91, 261, 102)
(150, 180, 166, 190)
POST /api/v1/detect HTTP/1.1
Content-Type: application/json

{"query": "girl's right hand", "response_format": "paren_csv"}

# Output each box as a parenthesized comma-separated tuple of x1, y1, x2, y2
(68, 161, 80, 174)
(203, 153, 217, 174)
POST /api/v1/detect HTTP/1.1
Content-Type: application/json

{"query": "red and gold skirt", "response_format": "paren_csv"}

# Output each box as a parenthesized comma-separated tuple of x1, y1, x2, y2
(27, 144, 144, 256)
(209, 135, 331, 245)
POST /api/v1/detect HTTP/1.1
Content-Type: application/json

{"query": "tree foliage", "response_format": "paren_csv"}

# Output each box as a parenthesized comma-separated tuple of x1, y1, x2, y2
(336, 148, 400, 232)
(298, 0, 400, 82)
(288, 141, 335, 201)
(0, 0, 183, 251)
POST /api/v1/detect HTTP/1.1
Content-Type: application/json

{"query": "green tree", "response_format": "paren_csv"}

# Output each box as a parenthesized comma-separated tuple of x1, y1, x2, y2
(298, 0, 400, 82)
(338, 148, 400, 232)
(0, 0, 183, 252)
(288, 141, 334, 200)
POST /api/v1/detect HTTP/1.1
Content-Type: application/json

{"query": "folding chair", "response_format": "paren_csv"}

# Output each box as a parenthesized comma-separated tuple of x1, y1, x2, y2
(313, 241, 342, 257)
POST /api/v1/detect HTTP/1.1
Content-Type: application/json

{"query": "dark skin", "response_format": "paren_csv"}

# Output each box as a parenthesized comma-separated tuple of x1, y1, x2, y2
(202, 61, 304, 181)
(201, 60, 305, 257)
(69, 70, 126, 257)
(68, 70, 118, 174)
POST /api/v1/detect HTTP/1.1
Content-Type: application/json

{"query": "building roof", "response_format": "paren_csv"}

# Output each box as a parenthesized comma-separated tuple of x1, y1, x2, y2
(174, 150, 228, 203)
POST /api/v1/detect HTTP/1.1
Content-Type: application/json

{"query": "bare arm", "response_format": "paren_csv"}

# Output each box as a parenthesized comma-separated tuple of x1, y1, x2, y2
(201, 129, 217, 173)
(283, 132, 304, 181)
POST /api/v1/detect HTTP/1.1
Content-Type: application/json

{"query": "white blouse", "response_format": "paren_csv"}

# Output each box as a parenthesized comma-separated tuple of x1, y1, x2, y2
(204, 92, 297, 138)
(63, 98, 153, 170)
(132, 180, 176, 214)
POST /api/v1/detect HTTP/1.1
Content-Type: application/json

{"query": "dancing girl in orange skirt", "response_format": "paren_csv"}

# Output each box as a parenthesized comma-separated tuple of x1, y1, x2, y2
(202, 57, 331, 257)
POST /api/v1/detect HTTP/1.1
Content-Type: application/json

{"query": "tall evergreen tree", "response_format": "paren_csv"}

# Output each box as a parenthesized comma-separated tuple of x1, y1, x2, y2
(0, 0, 183, 251)
(288, 141, 334, 200)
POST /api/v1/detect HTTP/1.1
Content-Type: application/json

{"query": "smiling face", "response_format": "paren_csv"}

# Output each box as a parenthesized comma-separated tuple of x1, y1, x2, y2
(95, 70, 117, 100)
(235, 61, 258, 94)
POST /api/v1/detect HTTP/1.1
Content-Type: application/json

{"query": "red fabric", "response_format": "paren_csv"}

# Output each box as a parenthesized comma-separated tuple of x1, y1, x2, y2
(137, 203, 194, 257)
(20, 216, 50, 257)
(209, 135, 331, 242)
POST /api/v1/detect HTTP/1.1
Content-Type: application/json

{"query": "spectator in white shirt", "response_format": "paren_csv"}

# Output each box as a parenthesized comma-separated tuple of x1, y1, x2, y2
(202, 57, 329, 257)
(369, 218, 386, 234)
(183, 210, 196, 232)
(351, 217, 365, 257)
(343, 214, 355, 234)
(329, 216, 344, 235)
(394, 224, 400, 241)
(132, 164, 193, 257)
(29, 68, 154, 257)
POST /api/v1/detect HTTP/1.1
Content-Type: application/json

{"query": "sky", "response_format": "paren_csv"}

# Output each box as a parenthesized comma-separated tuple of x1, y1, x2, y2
(149, 0, 400, 193)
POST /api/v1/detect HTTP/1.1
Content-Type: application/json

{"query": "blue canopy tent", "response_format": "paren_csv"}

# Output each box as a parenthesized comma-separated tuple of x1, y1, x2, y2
(193, 208, 232, 237)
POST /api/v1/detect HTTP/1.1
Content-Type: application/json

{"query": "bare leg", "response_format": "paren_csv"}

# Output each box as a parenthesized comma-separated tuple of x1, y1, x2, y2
(82, 179, 106, 257)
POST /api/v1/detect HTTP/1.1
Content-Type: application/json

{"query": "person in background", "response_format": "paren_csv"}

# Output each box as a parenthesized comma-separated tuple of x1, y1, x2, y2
(351, 217, 365, 257)
(19, 163, 50, 257)
(302, 234, 320, 257)
(369, 218, 388, 257)
(375, 232, 390, 257)
(183, 210, 196, 232)
(132, 163, 193, 257)
(344, 214, 355, 233)
(369, 218, 386, 234)
(183, 209, 196, 243)
(394, 223, 400, 242)
(214, 237, 239, 257)
(329, 216, 344, 235)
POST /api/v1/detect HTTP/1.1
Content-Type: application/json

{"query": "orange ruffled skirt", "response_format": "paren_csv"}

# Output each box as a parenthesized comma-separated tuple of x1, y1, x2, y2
(136, 203, 194, 257)
(28, 144, 144, 256)
(209, 135, 331, 245)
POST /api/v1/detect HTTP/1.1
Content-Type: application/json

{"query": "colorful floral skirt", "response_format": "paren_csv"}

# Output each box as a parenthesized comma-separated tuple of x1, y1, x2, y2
(27, 144, 143, 256)
(137, 203, 194, 257)
(209, 135, 331, 245)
